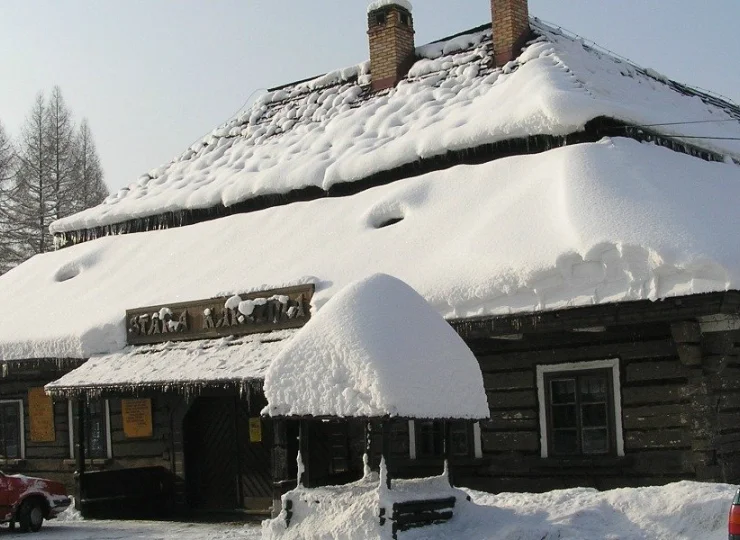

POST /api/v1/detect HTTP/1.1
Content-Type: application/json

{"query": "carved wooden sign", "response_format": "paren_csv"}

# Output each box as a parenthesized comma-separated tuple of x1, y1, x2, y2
(126, 284, 315, 346)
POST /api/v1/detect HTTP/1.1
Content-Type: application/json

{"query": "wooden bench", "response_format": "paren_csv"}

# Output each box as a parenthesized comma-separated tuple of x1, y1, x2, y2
(382, 496, 457, 539)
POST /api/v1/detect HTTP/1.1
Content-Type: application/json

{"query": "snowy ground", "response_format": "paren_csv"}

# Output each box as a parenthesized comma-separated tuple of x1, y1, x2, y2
(1, 481, 733, 539)
(0, 519, 261, 539)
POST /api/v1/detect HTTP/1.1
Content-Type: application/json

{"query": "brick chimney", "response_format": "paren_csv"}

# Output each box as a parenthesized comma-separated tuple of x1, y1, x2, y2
(367, 1, 415, 91)
(491, 0, 531, 67)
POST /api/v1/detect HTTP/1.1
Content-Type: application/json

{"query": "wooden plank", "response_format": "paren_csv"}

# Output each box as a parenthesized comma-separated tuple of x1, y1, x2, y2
(479, 339, 676, 372)
(393, 497, 456, 513)
(624, 360, 691, 382)
(481, 431, 539, 453)
(486, 390, 537, 410)
(624, 428, 690, 450)
(622, 404, 689, 430)
(621, 384, 688, 406)
(483, 371, 533, 391)
(481, 410, 539, 431)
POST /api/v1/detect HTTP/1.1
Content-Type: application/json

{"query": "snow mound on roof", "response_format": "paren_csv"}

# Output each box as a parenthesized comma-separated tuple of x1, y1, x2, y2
(263, 274, 489, 419)
(2, 139, 740, 361)
(50, 20, 740, 234)
(367, 0, 412, 13)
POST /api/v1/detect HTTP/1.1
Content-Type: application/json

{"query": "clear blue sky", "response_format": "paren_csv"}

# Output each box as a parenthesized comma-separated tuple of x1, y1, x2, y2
(1, 0, 739, 193)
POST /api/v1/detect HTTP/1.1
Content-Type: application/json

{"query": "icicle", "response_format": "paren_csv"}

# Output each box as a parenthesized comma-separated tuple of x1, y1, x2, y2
(297, 451, 305, 488)
(442, 459, 450, 482)
(363, 453, 371, 479)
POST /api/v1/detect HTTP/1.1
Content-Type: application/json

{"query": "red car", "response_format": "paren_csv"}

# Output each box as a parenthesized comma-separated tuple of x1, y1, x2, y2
(0, 471, 71, 532)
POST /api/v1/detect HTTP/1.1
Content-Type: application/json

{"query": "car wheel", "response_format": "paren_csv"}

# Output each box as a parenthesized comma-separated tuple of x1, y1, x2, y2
(18, 499, 44, 533)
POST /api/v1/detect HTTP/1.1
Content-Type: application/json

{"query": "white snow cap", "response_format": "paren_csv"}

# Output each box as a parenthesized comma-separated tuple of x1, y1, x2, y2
(367, 0, 413, 14)
(263, 273, 489, 419)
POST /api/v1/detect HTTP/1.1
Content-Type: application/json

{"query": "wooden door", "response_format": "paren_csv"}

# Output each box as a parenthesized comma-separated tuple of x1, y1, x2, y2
(183, 395, 273, 512)
(183, 397, 240, 510)
(236, 396, 272, 511)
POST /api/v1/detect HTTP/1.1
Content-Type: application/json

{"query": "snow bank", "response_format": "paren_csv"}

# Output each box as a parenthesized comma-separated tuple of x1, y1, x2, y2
(50, 20, 740, 233)
(263, 479, 734, 540)
(456, 481, 736, 540)
(264, 274, 488, 419)
(45, 331, 294, 396)
(2, 139, 740, 361)
(263, 472, 470, 540)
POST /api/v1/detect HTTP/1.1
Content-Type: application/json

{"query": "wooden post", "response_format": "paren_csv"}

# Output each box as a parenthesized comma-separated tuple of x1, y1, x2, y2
(381, 420, 391, 490)
(271, 418, 288, 516)
(444, 420, 453, 487)
(298, 420, 310, 488)
(75, 399, 86, 510)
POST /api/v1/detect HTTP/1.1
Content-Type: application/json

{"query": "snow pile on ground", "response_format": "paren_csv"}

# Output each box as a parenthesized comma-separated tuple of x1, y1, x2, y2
(264, 480, 734, 540)
(454, 481, 736, 540)
(50, 19, 740, 233)
(1, 138, 740, 361)
(46, 330, 294, 396)
(263, 470, 470, 540)
(264, 274, 488, 419)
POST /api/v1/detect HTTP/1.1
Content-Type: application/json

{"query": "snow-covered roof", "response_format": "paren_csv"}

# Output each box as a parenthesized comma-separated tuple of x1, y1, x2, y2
(2, 138, 739, 362)
(263, 274, 489, 419)
(45, 330, 294, 397)
(50, 20, 740, 234)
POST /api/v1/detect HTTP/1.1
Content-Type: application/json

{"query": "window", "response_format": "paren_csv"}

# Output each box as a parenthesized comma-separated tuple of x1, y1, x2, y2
(373, 12, 386, 26)
(0, 400, 24, 459)
(410, 420, 482, 459)
(69, 400, 111, 460)
(537, 360, 624, 458)
(400, 12, 410, 26)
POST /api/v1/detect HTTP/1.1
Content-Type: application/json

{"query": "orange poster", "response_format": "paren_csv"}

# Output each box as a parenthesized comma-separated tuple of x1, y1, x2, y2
(122, 399, 153, 439)
(28, 388, 55, 443)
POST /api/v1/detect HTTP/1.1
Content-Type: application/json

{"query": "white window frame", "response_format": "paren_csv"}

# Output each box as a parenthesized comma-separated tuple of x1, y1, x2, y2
(68, 400, 112, 460)
(408, 420, 483, 459)
(536, 359, 624, 458)
(0, 399, 25, 459)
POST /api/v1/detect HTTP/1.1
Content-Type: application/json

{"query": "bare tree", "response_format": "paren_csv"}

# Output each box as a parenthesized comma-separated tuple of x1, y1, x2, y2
(46, 86, 79, 220)
(0, 120, 21, 274)
(12, 93, 53, 257)
(1, 88, 109, 274)
(71, 119, 108, 213)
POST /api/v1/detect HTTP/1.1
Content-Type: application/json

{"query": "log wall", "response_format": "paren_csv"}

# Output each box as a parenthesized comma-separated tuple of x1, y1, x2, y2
(0, 373, 75, 490)
(451, 318, 740, 494)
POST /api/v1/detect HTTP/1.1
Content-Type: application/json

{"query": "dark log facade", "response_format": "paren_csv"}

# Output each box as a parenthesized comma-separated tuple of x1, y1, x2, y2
(0, 361, 83, 491)
(5, 291, 740, 517)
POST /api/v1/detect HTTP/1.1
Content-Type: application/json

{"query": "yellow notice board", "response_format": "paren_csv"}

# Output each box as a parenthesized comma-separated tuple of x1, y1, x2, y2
(122, 399, 153, 439)
(249, 418, 262, 443)
(28, 387, 55, 443)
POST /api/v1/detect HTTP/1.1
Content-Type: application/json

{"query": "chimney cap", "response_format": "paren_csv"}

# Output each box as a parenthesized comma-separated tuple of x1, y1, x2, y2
(367, 0, 413, 14)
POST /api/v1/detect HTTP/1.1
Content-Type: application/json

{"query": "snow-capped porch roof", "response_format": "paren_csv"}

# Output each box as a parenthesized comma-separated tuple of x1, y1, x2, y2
(263, 274, 490, 419)
(50, 20, 740, 235)
(1, 137, 740, 362)
(45, 330, 295, 398)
